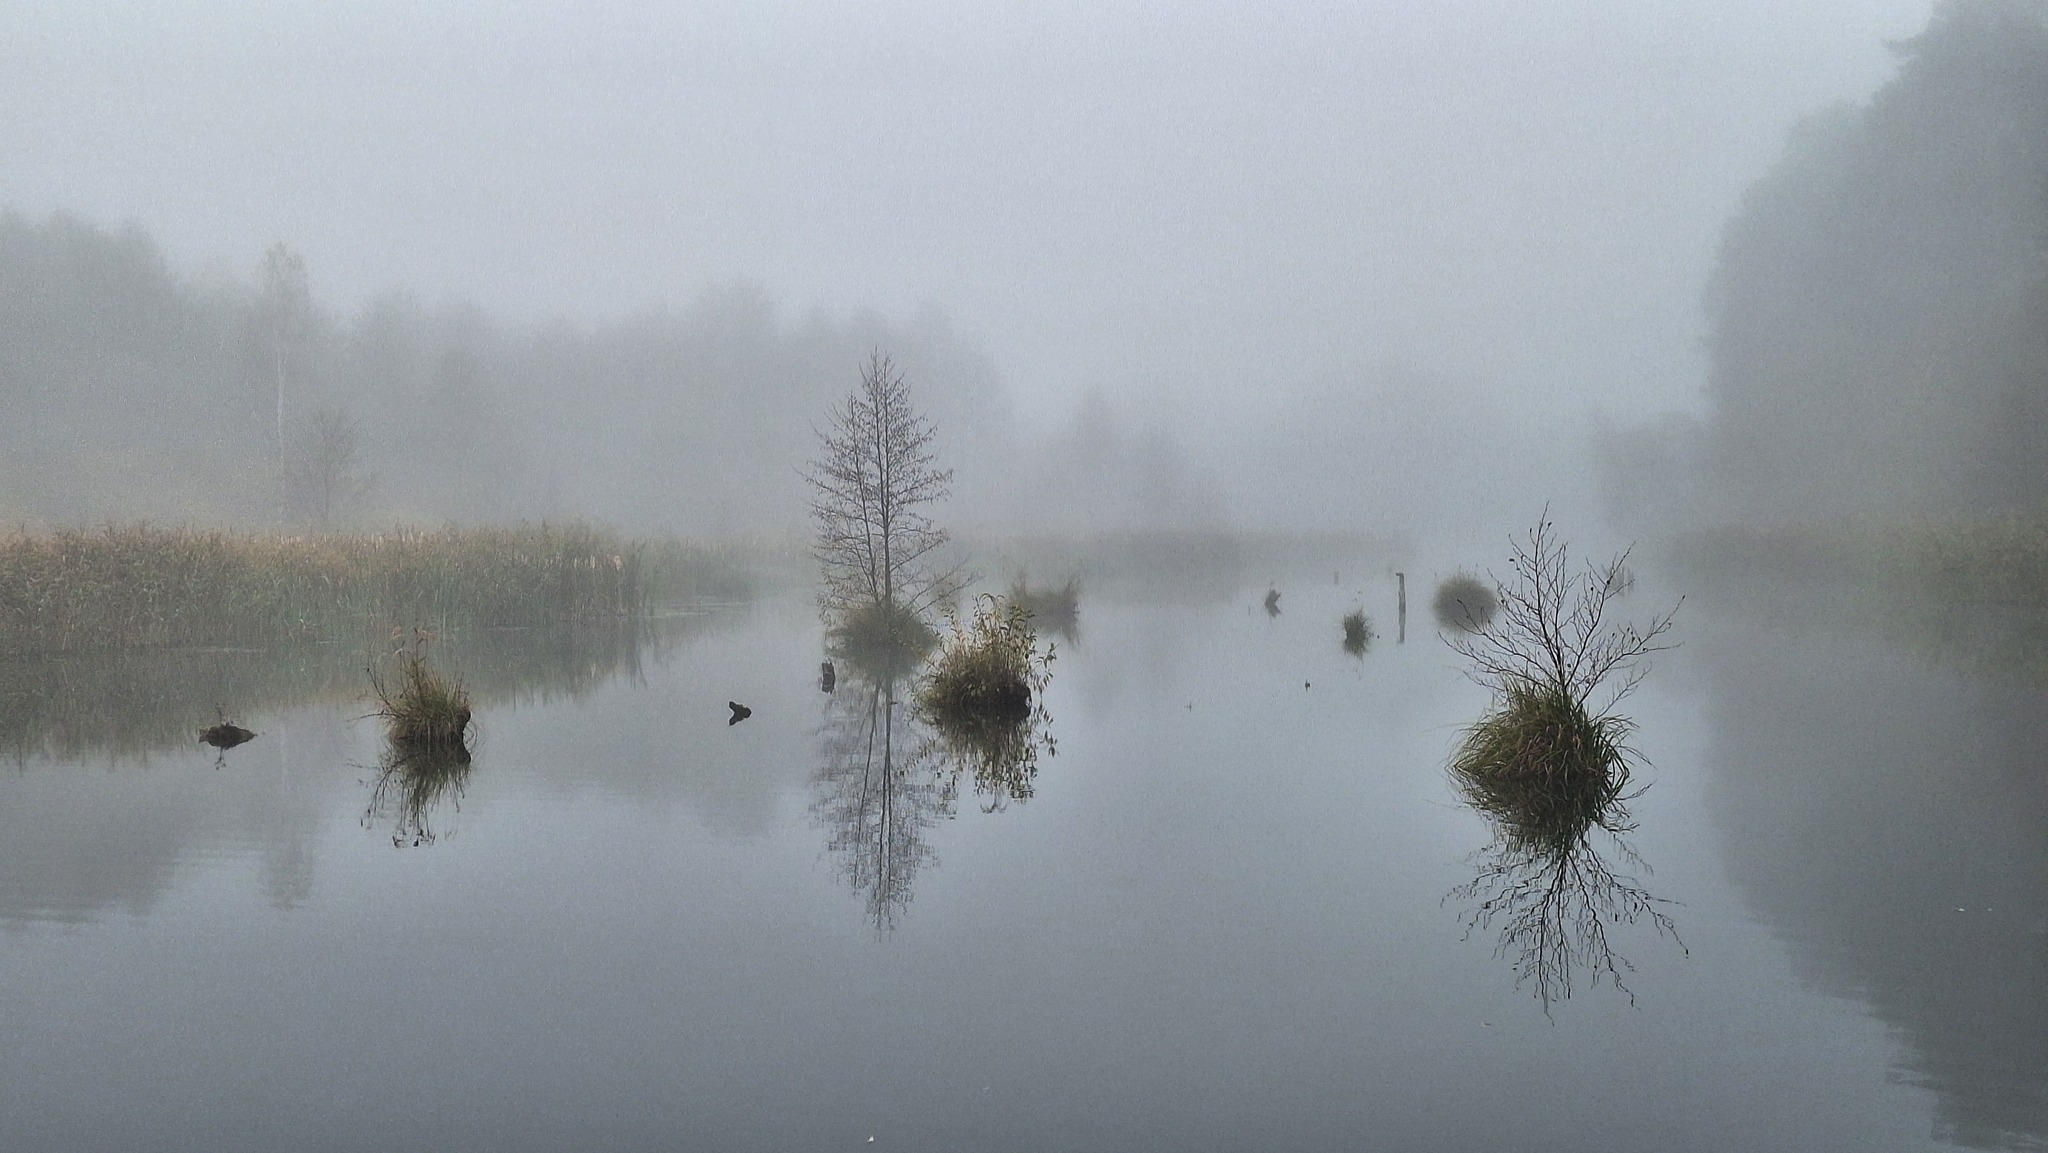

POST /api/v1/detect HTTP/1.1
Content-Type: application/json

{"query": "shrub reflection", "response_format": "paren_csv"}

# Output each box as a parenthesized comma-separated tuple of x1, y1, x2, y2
(1448, 762, 1680, 1013)
(813, 651, 1054, 929)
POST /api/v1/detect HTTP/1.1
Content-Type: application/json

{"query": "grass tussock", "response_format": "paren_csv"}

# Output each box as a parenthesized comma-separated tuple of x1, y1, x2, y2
(369, 630, 472, 746)
(1451, 682, 1632, 850)
(919, 595, 1050, 727)
(1433, 573, 1499, 632)
(1341, 609, 1375, 655)
(918, 595, 1055, 810)
(0, 522, 744, 655)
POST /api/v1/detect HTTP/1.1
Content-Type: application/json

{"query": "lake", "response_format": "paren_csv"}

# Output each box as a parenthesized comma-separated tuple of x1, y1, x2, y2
(1, 558, 2042, 1152)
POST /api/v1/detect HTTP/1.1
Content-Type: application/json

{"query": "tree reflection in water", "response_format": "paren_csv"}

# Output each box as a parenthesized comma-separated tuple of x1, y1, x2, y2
(1448, 770, 1682, 1014)
(363, 738, 473, 848)
(813, 664, 1054, 928)
(814, 673, 949, 931)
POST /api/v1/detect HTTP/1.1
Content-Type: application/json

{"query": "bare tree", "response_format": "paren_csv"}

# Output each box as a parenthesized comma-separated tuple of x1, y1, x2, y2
(805, 351, 965, 641)
(285, 405, 371, 530)
(257, 243, 311, 510)
(1448, 514, 1679, 714)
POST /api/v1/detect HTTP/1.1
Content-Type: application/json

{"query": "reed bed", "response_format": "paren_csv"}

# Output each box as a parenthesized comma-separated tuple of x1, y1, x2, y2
(1674, 515, 2048, 609)
(0, 615, 698, 765)
(0, 522, 743, 654)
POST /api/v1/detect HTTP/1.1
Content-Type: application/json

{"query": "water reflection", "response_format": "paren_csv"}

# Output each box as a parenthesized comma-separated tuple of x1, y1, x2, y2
(1448, 765, 1681, 1014)
(0, 616, 691, 764)
(363, 739, 474, 848)
(812, 661, 1056, 926)
(813, 672, 949, 931)
(1696, 582, 2048, 1149)
(0, 614, 721, 925)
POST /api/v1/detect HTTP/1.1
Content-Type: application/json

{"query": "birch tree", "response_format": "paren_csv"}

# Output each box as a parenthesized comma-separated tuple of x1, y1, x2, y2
(258, 242, 311, 510)
(805, 352, 964, 641)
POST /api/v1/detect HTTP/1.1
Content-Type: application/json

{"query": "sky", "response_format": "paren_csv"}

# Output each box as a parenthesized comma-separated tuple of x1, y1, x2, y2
(2, 0, 1934, 433)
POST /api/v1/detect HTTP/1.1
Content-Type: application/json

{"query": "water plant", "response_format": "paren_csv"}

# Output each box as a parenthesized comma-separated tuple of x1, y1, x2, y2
(369, 629, 472, 746)
(1432, 572, 1498, 632)
(917, 595, 1055, 812)
(1444, 515, 1682, 1011)
(1341, 608, 1374, 656)
(918, 595, 1050, 725)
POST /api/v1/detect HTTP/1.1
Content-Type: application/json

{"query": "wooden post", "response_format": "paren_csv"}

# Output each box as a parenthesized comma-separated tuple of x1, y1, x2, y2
(1396, 572, 1406, 644)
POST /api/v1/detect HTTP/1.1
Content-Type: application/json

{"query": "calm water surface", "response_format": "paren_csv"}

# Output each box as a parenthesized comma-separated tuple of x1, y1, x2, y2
(2, 570, 2042, 1151)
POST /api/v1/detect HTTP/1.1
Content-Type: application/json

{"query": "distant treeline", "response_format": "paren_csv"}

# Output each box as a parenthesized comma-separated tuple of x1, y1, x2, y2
(0, 522, 749, 654)
(0, 211, 1225, 538)
(1605, 0, 2048, 531)
(0, 211, 1014, 533)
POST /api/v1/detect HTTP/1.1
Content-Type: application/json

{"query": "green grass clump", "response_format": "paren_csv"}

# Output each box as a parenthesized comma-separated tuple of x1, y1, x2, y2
(919, 595, 1048, 726)
(1450, 681, 1632, 851)
(1341, 609, 1374, 655)
(1433, 573, 1499, 632)
(369, 631, 472, 746)
(918, 595, 1055, 809)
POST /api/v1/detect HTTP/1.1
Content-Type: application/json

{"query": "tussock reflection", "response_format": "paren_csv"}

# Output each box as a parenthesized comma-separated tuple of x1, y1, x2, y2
(813, 665, 1054, 928)
(1448, 769, 1681, 1014)
(363, 738, 474, 848)
(923, 708, 1045, 813)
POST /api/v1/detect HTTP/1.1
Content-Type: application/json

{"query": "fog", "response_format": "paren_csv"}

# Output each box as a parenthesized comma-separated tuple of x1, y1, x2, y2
(0, 0, 1974, 546)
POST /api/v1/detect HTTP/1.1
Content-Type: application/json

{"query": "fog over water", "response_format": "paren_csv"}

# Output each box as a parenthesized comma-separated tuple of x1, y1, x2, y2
(0, 0, 1942, 544)
(18, 5, 2048, 1149)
